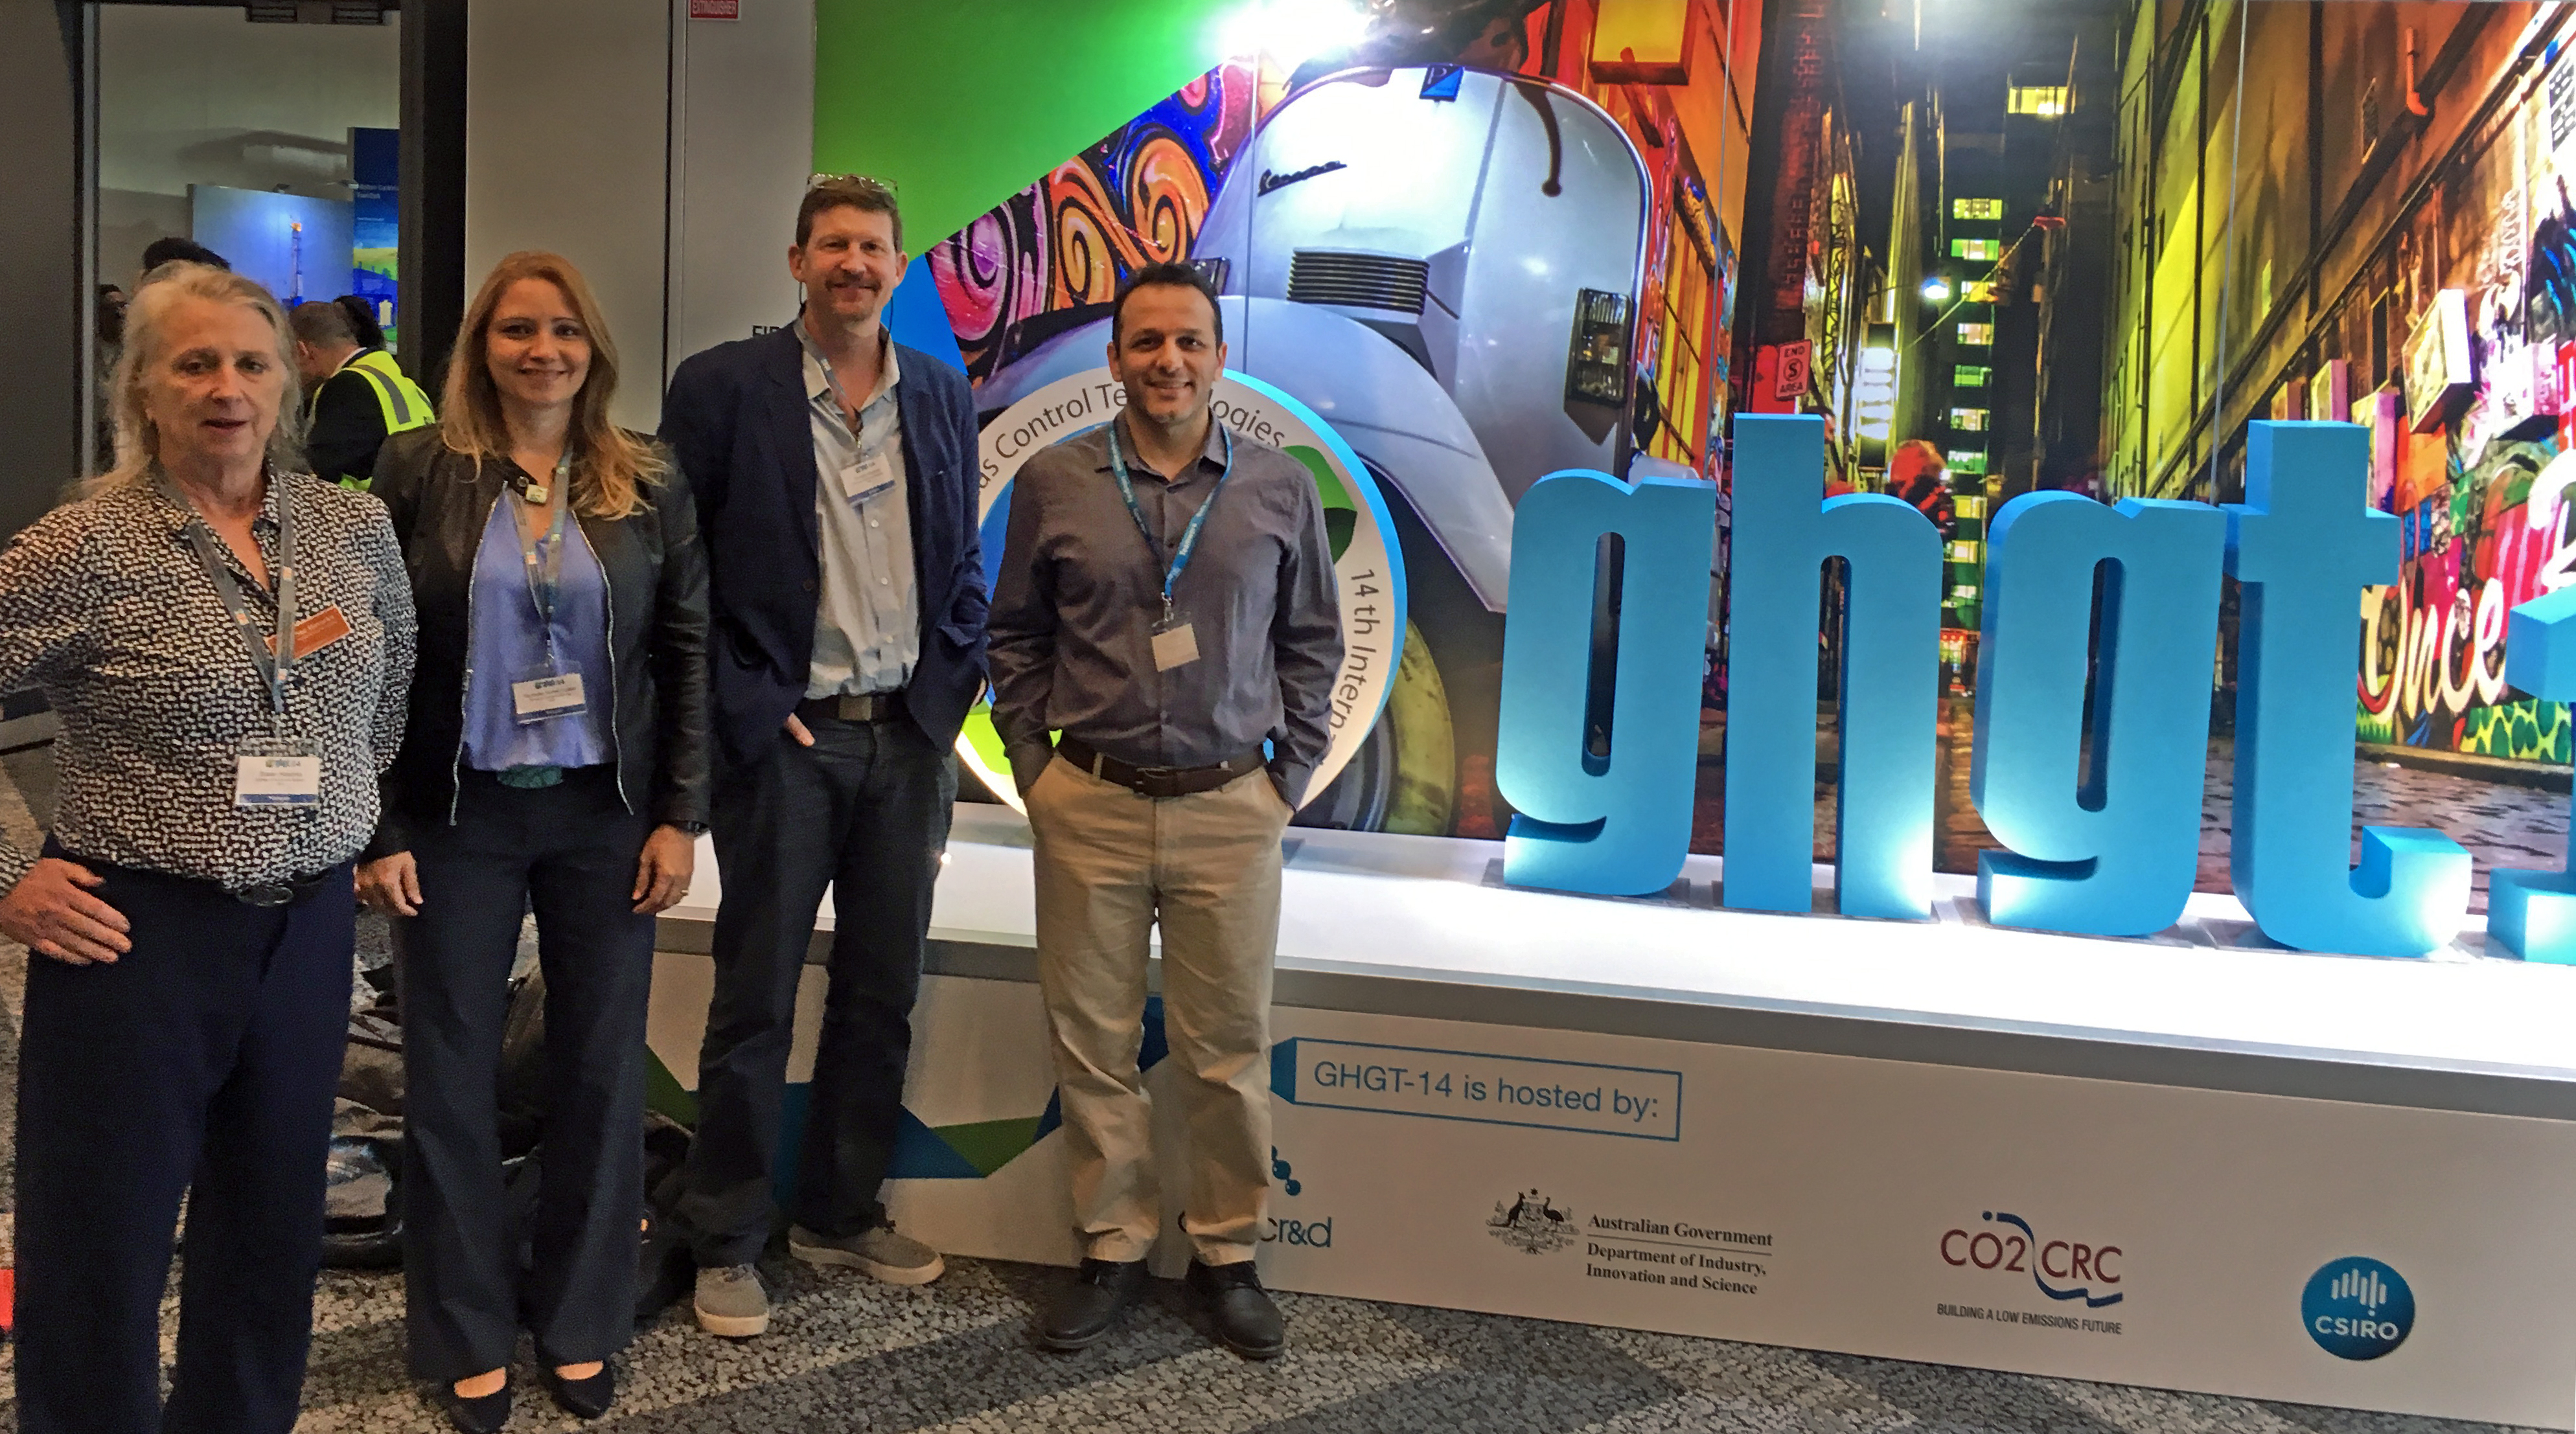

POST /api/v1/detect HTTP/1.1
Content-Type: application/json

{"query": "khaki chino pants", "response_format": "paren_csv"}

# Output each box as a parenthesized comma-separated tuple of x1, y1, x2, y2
(1025, 755, 1293, 1266)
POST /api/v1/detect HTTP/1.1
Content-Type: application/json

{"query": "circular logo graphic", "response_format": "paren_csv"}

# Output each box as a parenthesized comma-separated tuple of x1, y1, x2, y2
(962, 369, 1407, 813)
(2301, 1256, 2413, 1361)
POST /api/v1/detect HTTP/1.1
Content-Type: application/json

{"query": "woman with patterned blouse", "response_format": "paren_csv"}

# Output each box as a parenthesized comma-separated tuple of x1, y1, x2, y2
(356, 252, 709, 1431)
(0, 262, 416, 1434)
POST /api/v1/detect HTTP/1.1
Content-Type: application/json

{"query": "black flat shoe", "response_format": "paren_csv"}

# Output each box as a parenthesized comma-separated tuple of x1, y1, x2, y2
(540, 1363, 615, 1419)
(1037, 1257, 1149, 1351)
(1186, 1257, 1287, 1360)
(428, 1382, 511, 1434)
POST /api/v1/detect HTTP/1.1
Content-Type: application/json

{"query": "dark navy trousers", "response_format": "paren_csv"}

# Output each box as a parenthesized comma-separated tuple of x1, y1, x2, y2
(398, 768, 654, 1382)
(14, 849, 355, 1434)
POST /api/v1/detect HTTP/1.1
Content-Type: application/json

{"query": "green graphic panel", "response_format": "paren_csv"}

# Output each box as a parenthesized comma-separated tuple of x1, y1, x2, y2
(934, 1115, 1048, 1176)
(814, 1, 1239, 251)
(647, 1048, 700, 1127)
(1289, 444, 1356, 560)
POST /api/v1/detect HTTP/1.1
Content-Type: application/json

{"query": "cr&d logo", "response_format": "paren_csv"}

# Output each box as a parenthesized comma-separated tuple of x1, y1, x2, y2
(2302, 1257, 2413, 1360)
(1939, 1211, 2124, 1308)
(1263, 1147, 1332, 1249)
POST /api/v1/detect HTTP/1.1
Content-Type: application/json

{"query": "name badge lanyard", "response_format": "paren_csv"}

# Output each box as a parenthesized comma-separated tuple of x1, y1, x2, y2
(166, 473, 298, 732)
(1106, 420, 1235, 632)
(797, 318, 873, 446)
(509, 453, 577, 671)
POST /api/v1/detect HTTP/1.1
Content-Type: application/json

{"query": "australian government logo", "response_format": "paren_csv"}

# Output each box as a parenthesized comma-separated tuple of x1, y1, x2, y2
(1487, 1189, 1577, 1255)
(2302, 1257, 2413, 1361)
(1489, 1193, 1771, 1297)
(1936, 1210, 2126, 1336)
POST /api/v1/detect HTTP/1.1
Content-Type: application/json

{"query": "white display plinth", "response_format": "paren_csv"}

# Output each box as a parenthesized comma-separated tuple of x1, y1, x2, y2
(647, 806, 2576, 1427)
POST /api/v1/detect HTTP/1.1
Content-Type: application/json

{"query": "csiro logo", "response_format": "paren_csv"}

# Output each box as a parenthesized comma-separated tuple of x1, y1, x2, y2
(2301, 1257, 2413, 1360)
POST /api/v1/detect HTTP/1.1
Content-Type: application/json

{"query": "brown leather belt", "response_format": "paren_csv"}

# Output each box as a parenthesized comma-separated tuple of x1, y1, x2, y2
(796, 689, 908, 725)
(1055, 735, 1265, 799)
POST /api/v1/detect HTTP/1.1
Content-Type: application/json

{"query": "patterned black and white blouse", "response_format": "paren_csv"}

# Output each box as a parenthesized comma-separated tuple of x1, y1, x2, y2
(0, 472, 415, 892)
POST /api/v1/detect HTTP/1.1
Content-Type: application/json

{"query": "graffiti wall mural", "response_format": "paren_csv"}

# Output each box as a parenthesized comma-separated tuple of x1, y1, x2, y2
(927, 61, 1263, 385)
(915, 1, 1760, 839)
(2360, 435, 2576, 760)
(2354, 74, 2576, 764)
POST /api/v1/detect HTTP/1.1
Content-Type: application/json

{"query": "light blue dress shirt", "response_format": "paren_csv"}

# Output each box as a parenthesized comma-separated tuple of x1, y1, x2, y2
(802, 323, 919, 698)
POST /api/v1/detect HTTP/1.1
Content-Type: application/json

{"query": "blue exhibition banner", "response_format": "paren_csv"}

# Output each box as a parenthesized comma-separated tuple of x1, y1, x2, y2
(350, 126, 398, 341)
(1497, 415, 2536, 961)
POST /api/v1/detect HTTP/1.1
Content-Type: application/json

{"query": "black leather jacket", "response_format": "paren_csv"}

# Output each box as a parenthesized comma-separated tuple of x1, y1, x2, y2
(364, 426, 711, 856)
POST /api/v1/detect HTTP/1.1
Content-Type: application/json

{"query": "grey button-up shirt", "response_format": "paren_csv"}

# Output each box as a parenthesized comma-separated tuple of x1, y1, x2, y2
(802, 323, 919, 697)
(988, 416, 1342, 802)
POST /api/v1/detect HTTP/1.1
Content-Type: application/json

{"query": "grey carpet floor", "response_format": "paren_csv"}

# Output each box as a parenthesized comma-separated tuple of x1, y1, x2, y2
(0, 744, 2544, 1433)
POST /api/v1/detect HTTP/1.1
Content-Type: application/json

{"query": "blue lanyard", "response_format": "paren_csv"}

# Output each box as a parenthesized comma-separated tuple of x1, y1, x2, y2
(796, 317, 877, 440)
(1106, 418, 1234, 621)
(508, 452, 575, 666)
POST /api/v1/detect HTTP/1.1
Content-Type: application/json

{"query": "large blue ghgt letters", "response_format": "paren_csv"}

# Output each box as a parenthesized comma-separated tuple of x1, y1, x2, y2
(1496, 468, 1716, 895)
(2485, 585, 2576, 961)
(1721, 414, 1940, 918)
(1970, 493, 2225, 935)
(2226, 422, 2469, 955)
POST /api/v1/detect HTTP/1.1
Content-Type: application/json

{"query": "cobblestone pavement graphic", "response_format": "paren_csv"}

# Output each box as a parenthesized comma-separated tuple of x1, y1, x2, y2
(1694, 709, 2567, 913)
(0, 744, 2548, 1431)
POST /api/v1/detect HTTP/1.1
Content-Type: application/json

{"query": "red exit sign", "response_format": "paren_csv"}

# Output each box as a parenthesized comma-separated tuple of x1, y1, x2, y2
(689, 0, 739, 17)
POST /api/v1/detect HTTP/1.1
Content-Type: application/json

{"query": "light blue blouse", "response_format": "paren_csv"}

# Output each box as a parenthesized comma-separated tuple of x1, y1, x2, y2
(461, 495, 611, 772)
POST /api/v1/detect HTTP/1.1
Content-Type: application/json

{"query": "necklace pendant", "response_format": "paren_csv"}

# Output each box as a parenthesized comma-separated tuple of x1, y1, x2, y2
(523, 483, 550, 506)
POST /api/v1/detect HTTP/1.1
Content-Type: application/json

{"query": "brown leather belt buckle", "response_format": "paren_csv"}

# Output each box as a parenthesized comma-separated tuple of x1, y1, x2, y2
(835, 693, 879, 722)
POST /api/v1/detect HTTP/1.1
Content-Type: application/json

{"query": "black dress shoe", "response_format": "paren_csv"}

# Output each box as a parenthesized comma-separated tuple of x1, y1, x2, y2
(1186, 1258, 1286, 1360)
(1037, 1257, 1149, 1351)
(540, 1363, 615, 1419)
(428, 1382, 511, 1434)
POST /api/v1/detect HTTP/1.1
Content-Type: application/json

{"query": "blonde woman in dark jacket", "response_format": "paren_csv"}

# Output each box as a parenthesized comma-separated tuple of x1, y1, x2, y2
(358, 251, 709, 1430)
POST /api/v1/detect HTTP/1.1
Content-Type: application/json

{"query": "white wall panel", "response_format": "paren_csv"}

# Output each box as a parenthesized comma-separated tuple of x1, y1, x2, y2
(465, 0, 669, 431)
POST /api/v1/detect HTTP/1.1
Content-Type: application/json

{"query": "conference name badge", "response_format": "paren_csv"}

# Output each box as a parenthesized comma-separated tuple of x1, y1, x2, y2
(511, 665, 588, 724)
(235, 736, 323, 808)
(264, 604, 354, 659)
(1151, 618, 1201, 672)
(838, 450, 897, 512)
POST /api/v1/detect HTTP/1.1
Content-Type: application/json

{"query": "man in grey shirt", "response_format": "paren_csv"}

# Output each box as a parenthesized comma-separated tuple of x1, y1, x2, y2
(989, 262, 1340, 1360)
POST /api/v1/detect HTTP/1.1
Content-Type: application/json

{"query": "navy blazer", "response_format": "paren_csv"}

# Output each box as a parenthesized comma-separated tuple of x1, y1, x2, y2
(659, 325, 989, 772)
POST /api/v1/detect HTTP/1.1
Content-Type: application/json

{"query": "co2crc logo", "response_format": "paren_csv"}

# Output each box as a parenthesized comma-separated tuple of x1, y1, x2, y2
(2302, 1257, 2413, 1360)
(1940, 1211, 2124, 1308)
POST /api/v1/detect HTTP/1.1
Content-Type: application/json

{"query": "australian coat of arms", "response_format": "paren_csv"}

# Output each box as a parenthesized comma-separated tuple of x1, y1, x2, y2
(1487, 1189, 1575, 1255)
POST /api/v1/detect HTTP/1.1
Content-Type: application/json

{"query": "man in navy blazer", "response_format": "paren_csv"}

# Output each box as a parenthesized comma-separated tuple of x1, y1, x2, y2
(657, 176, 987, 1337)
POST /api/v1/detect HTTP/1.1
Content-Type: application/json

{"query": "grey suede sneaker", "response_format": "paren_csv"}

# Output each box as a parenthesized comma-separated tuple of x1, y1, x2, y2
(788, 1222, 947, 1285)
(693, 1264, 769, 1337)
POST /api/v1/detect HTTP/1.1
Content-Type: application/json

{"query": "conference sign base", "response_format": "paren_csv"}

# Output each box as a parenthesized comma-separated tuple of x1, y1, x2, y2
(648, 808, 2576, 1428)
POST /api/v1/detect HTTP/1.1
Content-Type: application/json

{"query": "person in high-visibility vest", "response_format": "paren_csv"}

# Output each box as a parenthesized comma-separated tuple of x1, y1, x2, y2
(291, 294, 433, 492)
